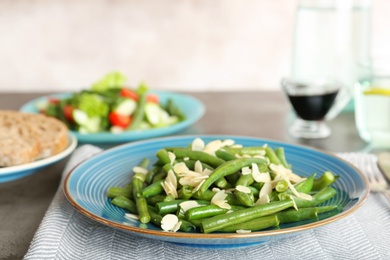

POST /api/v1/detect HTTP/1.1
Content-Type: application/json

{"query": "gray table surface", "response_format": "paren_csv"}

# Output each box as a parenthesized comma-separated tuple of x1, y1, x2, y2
(0, 91, 367, 260)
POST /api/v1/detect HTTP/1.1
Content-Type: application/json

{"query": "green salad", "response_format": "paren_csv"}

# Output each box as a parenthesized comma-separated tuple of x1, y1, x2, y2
(39, 72, 185, 134)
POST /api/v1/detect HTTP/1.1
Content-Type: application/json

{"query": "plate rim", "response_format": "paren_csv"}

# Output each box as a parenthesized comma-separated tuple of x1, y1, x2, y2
(63, 134, 370, 240)
(19, 91, 206, 143)
(0, 133, 78, 175)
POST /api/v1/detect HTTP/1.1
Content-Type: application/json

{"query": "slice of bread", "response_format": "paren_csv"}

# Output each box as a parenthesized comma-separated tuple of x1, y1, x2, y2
(0, 126, 40, 166)
(0, 110, 69, 167)
(21, 113, 68, 159)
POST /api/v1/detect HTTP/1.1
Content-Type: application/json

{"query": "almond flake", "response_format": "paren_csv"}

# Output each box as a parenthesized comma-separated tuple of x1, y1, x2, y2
(236, 229, 252, 234)
(212, 187, 221, 192)
(213, 200, 231, 209)
(259, 182, 273, 198)
(183, 157, 190, 161)
(202, 168, 213, 176)
(253, 170, 271, 183)
(241, 166, 251, 175)
(255, 194, 270, 205)
(203, 140, 222, 155)
(193, 179, 206, 192)
(230, 144, 243, 148)
(211, 189, 228, 202)
(211, 190, 231, 209)
(191, 138, 205, 151)
(161, 170, 178, 198)
(161, 214, 180, 232)
(194, 160, 203, 173)
(290, 195, 298, 210)
(168, 152, 176, 164)
(236, 185, 251, 194)
(124, 213, 139, 221)
(132, 166, 148, 175)
(224, 188, 235, 194)
(161, 181, 178, 198)
(221, 139, 235, 147)
(283, 177, 312, 201)
(179, 201, 200, 212)
(173, 162, 189, 174)
(172, 221, 182, 232)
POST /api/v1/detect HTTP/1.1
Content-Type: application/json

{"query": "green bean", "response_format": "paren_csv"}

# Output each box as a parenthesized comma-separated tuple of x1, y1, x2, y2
(145, 194, 166, 206)
(265, 147, 281, 165)
(107, 186, 132, 199)
(152, 171, 167, 183)
(269, 191, 280, 202)
(275, 179, 289, 193)
(198, 158, 266, 195)
(277, 205, 338, 223)
(217, 215, 279, 232)
(274, 147, 291, 169)
(185, 205, 230, 220)
(192, 189, 215, 201)
(167, 148, 226, 168)
(292, 173, 316, 194)
(251, 181, 263, 191)
(162, 163, 174, 175)
(281, 187, 337, 208)
(156, 200, 186, 215)
(138, 158, 150, 169)
(200, 200, 294, 233)
(163, 195, 176, 202)
(312, 171, 339, 191)
(111, 196, 137, 214)
(217, 205, 337, 232)
(236, 173, 254, 186)
(142, 180, 164, 197)
(225, 171, 241, 184)
(128, 91, 147, 130)
(221, 147, 266, 156)
(145, 166, 163, 184)
(179, 219, 197, 232)
(248, 186, 259, 197)
(178, 185, 193, 200)
(235, 173, 255, 207)
(147, 206, 162, 226)
(156, 149, 173, 165)
(215, 177, 232, 189)
(132, 172, 150, 223)
(215, 149, 237, 161)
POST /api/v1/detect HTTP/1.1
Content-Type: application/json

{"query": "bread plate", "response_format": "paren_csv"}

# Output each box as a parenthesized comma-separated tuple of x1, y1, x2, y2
(0, 133, 77, 183)
(20, 91, 205, 144)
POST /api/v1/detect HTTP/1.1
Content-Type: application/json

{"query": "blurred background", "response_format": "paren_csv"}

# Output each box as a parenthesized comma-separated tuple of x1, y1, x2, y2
(0, 0, 389, 93)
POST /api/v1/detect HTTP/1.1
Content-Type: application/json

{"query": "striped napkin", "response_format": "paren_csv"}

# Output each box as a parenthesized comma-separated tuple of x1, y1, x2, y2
(24, 146, 390, 260)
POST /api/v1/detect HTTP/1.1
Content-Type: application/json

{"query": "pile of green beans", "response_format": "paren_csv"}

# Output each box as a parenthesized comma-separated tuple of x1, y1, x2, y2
(107, 139, 339, 233)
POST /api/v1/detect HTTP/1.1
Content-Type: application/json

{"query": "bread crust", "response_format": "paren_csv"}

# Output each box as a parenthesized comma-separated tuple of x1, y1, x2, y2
(0, 110, 69, 167)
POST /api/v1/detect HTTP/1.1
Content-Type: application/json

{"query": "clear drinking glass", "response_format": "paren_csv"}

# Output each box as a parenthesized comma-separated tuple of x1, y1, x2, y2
(355, 57, 390, 149)
(291, 0, 371, 120)
(282, 78, 341, 139)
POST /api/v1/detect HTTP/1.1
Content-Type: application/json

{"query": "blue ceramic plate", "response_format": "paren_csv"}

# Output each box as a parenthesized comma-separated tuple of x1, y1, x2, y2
(0, 133, 77, 183)
(20, 91, 205, 144)
(64, 135, 369, 248)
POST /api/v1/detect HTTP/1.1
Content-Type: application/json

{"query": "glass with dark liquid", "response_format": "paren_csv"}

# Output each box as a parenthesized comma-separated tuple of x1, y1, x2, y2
(282, 78, 340, 139)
